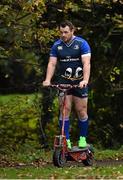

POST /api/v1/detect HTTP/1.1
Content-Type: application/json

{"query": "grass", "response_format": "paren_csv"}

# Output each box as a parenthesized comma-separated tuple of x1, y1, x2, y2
(1, 147, 123, 179)
(1, 165, 123, 179)
(95, 148, 123, 160)
(1, 159, 123, 179)
(1, 94, 123, 178)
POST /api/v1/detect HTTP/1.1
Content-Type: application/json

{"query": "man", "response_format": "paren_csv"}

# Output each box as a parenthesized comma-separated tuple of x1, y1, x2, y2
(43, 20, 91, 149)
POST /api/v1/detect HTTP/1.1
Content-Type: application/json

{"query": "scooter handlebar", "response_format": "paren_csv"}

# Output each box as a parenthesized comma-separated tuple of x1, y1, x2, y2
(49, 84, 79, 89)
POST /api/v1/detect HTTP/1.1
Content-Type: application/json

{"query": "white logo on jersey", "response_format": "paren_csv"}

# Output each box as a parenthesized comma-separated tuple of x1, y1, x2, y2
(73, 45, 79, 50)
(74, 67, 83, 78)
(65, 68, 72, 78)
(66, 56, 71, 59)
(58, 46, 63, 50)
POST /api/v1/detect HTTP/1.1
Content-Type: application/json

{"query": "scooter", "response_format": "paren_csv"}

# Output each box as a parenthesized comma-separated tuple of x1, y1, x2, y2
(50, 84, 94, 167)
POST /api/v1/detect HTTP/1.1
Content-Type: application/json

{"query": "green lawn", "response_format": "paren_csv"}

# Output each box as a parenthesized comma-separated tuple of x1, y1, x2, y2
(0, 148, 123, 179)
(1, 165, 123, 179)
(1, 94, 123, 178)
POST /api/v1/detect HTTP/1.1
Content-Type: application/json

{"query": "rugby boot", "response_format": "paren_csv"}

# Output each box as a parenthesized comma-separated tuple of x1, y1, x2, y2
(78, 136, 87, 148)
(66, 139, 72, 149)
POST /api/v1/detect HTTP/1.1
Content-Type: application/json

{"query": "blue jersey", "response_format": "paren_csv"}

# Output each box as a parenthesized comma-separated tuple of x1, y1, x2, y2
(50, 36, 91, 84)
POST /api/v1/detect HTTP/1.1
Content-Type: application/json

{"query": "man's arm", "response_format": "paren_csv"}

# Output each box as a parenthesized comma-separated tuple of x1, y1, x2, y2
(43, 57, 57, 86)
(79, 54, 91, 88)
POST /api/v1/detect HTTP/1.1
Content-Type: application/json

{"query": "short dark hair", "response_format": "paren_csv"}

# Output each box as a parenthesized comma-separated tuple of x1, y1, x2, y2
(59, 20, 75, 31)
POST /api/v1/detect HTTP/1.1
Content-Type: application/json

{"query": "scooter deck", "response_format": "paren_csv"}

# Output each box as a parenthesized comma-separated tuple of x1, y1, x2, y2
(69, 144, 91, 152)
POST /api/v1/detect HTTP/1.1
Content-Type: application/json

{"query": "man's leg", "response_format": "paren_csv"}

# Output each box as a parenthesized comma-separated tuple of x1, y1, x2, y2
(73, 96, 88, 148)
(59, 116, 70, 140)
(59, 94, 72, 148)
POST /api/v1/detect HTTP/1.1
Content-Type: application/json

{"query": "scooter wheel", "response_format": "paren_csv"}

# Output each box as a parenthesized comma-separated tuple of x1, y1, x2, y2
(82, 152, 93, 166)
(82, 157, 93, 166)
(53, 149, 66, 167)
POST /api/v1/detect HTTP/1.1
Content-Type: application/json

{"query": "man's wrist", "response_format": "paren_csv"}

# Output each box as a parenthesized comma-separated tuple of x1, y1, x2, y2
(45, 79, 51, 83)
(83, 80, 88, 84)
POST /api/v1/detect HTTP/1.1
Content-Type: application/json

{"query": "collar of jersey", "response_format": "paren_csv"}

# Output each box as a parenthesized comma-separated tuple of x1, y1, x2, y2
(61, 36, 76, 47)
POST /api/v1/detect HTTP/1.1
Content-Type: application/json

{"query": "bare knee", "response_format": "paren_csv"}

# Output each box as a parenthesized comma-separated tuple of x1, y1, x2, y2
(77, 109, 88, 119)
(60, 106, 71, 118)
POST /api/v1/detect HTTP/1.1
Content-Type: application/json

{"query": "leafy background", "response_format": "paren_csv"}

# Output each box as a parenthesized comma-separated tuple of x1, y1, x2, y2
(0, 0, 123, 149)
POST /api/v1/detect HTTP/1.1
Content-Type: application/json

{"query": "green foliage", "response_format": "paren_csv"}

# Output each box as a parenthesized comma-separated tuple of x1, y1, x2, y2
(45, 96, 59, 146)
(0, 94, 40, 149)
(110, 66, 120, 82)
(0, 0, 123, 148)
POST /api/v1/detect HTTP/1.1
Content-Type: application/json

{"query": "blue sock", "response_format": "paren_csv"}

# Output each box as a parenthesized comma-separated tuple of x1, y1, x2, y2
(78, 118, 88, 137)
(59, 118, 70, 140)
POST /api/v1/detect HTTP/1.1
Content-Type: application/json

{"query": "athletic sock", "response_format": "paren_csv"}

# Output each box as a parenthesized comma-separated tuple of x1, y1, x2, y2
(78, 117, 88, 137)
(59, 117, 70, 140)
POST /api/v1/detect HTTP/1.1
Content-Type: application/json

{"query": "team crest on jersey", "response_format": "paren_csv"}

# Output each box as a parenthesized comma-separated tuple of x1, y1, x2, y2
(58, 46, 63, 50)
(73, 45, 79, 50)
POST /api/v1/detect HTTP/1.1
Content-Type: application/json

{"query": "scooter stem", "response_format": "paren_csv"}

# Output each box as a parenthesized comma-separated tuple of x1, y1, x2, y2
(61, 91, 67, 137)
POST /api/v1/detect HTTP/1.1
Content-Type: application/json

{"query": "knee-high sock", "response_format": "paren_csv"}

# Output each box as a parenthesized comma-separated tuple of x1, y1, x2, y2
(59, 117, 70, 140)
(78, 117, 88, 137)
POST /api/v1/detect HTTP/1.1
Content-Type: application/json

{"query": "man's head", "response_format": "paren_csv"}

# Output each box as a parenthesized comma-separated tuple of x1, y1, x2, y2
(59, 20, 75, 43)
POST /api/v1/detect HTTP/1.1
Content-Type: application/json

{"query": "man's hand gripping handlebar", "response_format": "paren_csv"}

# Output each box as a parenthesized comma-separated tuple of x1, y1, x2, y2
(47, 84, 79, 91)
(42, 80, 87, 89)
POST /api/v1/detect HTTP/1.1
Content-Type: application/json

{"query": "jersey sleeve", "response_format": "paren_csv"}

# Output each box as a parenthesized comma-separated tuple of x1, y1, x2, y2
(80, 39, 91, 55)
(49, 44, 58, 57)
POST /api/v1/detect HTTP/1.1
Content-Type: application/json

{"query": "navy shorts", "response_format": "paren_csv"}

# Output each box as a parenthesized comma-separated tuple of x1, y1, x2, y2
(67, 86, 88, 98)
(57, 78, 88, 98)
(59, 86, 88, 98)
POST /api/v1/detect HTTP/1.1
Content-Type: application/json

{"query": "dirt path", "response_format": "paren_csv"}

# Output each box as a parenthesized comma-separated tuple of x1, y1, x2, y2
(1, 158, 123, 168)
(94, 159, 123, 167)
